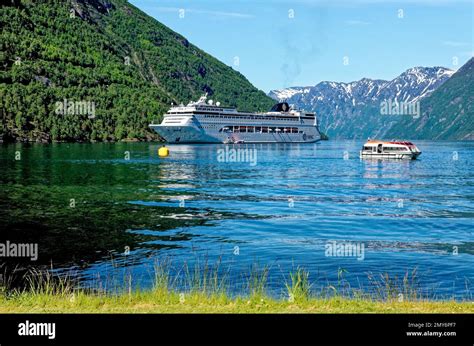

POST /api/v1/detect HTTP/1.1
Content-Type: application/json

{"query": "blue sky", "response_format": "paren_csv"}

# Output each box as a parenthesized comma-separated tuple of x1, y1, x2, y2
(130, 0, 473, 92)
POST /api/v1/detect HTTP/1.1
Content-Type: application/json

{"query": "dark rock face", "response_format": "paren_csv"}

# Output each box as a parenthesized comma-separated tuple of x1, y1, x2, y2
(202, 84, 214, 95)
(197, 64, 207, 78)
(73, 0, 115, 15)
(70, 0, 115, 23)
(34, 76, 52, 87)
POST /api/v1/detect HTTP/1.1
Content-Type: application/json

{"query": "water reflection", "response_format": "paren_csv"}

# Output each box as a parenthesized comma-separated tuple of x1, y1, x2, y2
(1, 141, 473, 298)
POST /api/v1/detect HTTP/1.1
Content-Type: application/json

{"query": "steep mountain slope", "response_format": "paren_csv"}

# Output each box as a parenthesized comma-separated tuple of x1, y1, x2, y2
(0, 0, 274, 142)
(386, 58, 474, 140)
(269, 67, 455, 139)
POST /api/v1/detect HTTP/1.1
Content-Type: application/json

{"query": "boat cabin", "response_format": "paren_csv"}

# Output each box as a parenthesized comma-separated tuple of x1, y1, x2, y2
(360, 140, 421, 160)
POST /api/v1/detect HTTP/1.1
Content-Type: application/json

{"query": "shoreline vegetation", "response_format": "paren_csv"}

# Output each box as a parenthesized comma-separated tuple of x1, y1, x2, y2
(2, 291, 472, 314)
(1, 264, 472, 314)
(2, 131, 328, 144)
(0, 134, 162, 144)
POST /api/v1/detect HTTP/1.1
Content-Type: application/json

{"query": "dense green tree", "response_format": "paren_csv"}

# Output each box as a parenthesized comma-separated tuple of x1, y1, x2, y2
(0, 0, 274, 142)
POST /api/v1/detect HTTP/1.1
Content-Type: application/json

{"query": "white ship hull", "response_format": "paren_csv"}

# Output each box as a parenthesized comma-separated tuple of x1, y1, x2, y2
(149, 96, 321, 143)
(149, 124, 320, 144)
(149, 96, 321, 144)
(360, 152, 421, 160)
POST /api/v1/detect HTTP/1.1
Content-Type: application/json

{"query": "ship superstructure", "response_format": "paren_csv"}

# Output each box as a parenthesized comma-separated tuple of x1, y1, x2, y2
(149, 94, 321, 143)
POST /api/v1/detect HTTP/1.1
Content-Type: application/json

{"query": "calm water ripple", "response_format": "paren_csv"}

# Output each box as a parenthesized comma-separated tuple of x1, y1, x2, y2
(0, 141, 473, 299)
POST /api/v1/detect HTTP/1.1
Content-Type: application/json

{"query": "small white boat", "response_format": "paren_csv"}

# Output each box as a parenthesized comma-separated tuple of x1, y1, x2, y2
(223, 137, 245, 144)
(360, 139, 421, 160)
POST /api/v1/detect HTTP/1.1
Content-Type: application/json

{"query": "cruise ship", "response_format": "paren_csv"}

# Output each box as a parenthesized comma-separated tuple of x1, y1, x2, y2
(149, 94, 321, 143)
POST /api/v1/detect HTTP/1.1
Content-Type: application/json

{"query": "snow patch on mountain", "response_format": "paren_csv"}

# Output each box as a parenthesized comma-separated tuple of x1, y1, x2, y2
(269, 66, 454, 106)
(268, 66, 455, 139)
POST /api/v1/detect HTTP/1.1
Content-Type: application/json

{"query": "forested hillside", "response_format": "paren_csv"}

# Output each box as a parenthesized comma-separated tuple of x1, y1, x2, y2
(385, 58, 474, 140)
(0, 0, 274, 142)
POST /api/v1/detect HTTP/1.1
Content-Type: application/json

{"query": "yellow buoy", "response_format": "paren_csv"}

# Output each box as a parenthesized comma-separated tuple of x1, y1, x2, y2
(158, 146, 169, 157)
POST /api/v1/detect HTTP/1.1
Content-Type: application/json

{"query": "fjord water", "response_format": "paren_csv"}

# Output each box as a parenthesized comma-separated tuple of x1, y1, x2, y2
(1, 141, 473, 299)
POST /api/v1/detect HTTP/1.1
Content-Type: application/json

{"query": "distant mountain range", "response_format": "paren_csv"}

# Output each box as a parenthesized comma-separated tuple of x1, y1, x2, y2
(269, 61, 473, 140)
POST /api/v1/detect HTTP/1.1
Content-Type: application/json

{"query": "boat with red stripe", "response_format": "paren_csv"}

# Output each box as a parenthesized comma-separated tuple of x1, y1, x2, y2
(360, 139, 422, 160)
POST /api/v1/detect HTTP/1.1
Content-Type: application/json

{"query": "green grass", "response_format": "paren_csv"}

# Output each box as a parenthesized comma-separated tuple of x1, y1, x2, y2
(1, 289, 473, 313)
(1, 264, 473, 314)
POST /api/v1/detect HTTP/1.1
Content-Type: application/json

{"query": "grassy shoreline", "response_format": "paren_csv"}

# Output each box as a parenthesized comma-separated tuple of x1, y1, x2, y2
(1, 290, 473, 313)
(1, 264, 472, 313)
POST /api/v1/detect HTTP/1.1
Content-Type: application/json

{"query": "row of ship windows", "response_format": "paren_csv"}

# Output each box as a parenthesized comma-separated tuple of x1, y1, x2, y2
(196, 108, 225, 112)
(217, 126, 303, 134)
(200, 115, 301, 122)
(363, 146, 408, 152)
